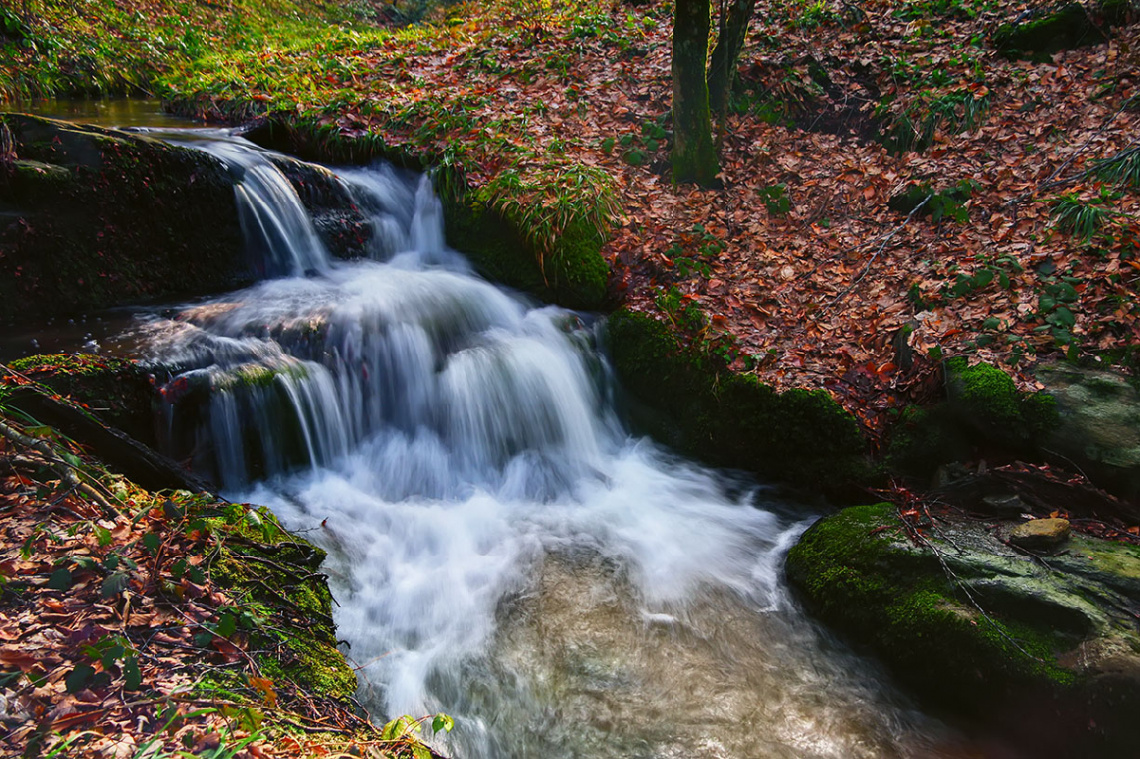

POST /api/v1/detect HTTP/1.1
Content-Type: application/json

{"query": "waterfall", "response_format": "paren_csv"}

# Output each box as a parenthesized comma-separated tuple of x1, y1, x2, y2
(129, 132, 957, 759)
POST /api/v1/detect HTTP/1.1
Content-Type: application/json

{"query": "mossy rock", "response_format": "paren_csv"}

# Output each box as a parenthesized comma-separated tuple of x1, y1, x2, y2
(992, 1, 1133, 60)
(786, 503, 1140, 753)
(208, 507, 357, 703)
(605, 309, 868, 491)
(887, 358, 1060, 479)
(1036, 362, 1140, 501)
(4, 353, 155, 443)
(0, 113, 248, 324)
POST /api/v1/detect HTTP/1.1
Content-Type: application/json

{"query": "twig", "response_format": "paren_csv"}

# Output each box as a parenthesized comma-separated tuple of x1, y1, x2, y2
(832, 194, 932, 306)
(1040, 99, 1134, 188)
(896, 509, 1045, 663)
(0, 418, 120, 518)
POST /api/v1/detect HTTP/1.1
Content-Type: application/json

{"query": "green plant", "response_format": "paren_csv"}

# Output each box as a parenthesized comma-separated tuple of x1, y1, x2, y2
(1051, 190, 1121, 242)
(1091, 147, 1140, 189)
(656, 286, 706, 333)
(758, 183, 791, 216)
(379, 712, 456, 759)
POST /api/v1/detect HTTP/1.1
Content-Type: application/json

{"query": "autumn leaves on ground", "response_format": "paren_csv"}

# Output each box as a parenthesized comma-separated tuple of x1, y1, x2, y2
(1, 0, 1139, 756)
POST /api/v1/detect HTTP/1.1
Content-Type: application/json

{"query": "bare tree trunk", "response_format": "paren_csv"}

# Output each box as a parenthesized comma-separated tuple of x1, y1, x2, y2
(707, 0, 757, 116)
(672, 0, 719, 186)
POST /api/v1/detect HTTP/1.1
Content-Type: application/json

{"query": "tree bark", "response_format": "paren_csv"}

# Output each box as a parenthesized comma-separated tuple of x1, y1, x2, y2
(672, 0, 719, 186)
(707, 0, 757, 116)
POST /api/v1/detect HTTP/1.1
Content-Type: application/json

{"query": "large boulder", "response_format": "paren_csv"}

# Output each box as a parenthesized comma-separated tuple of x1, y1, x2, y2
(1037, 362, 1140, 502)
(0, 113, 248, 324)
(992, 1, 1134, 60)
(786, 502, 1140, 755)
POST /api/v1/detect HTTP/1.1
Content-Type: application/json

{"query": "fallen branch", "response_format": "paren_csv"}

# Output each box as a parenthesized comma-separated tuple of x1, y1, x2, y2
(0, 417, 120, 518)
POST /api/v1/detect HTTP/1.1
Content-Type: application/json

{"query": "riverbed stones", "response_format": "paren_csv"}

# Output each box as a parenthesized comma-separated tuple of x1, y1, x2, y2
(786, 502, 1140, 754)
(1010, 517, 1071, 549)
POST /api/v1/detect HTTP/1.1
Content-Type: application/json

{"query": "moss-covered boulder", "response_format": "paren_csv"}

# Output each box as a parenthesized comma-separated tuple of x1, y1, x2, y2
(0, 113, 248, 324)
(1037, 362, 1140, 501)
(605, 309, 868, 491)
(4, 352, 155, 443)
(886, 357, 1059, 477)
(443, 196, 609, 310)
(786, 503, 1140, 754)
(992, 1, 1134, 60)
(207, 507, 358, 704)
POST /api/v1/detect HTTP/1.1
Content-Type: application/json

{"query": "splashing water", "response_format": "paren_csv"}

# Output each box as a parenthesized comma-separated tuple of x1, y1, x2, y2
(128, 131, 965, 758)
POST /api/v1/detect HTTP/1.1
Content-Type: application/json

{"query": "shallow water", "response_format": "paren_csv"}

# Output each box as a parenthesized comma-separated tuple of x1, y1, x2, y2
(3, 97, 196, 129)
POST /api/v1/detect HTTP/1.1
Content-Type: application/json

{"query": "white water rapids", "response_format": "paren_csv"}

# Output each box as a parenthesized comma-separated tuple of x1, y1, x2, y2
(125, 131, 966, 758)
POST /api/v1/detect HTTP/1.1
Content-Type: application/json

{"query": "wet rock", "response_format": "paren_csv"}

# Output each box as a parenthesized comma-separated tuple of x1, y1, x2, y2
(1037, 362, 1140, 501)
(0, 113, 247, 324)
(983, 492, 1028, 516)
(266, 154, 371, 259)
(786, 503, 1140, 755)
(1010, 517, 1071, 549)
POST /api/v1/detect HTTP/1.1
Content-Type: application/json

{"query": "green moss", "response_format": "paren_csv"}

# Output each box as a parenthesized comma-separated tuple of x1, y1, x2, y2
(992, 2, 1125, 60)
(4, 353, 155, 442)
(606, 309, 868, 491)
(786, 503, 1078, 714)
(208, 509, 357, 703)
(887, 359, 1061, 477)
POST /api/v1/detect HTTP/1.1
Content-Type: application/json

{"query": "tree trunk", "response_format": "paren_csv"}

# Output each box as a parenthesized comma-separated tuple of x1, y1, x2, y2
(707, 0, 757, 116)
(672, 0, 719, 186)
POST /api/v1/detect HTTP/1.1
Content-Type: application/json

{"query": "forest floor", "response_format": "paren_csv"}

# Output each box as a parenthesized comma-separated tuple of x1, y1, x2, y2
(3, 0, 1139, 441)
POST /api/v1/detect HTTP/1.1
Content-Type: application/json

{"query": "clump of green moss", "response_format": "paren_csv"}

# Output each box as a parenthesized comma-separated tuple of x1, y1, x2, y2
(886, 358, 1060, 477)
(606, 309, 868, 491)
(208, 509, 357, 703)
(5, 353, 156, 443)
(992, 1, 1129, 60)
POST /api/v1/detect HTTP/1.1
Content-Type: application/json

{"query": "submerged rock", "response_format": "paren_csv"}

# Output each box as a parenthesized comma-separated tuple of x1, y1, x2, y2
(786, 503, 1140, 754)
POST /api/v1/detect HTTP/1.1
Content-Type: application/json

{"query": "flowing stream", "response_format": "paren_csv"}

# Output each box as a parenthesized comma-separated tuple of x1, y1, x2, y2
(121, 129, 969, 758)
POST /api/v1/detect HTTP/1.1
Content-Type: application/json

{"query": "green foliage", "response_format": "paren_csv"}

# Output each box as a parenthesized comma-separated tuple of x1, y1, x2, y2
(890, 179, 977, 223)
(1051, 190, 1121, 242)
(758, 183, 791, 216)
(1091, 147, 1140, 188)
(878, 89, 989, 153)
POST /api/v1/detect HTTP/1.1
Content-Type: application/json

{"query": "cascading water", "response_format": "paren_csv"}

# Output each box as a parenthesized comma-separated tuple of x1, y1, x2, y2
(127, 131, 965, 758)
